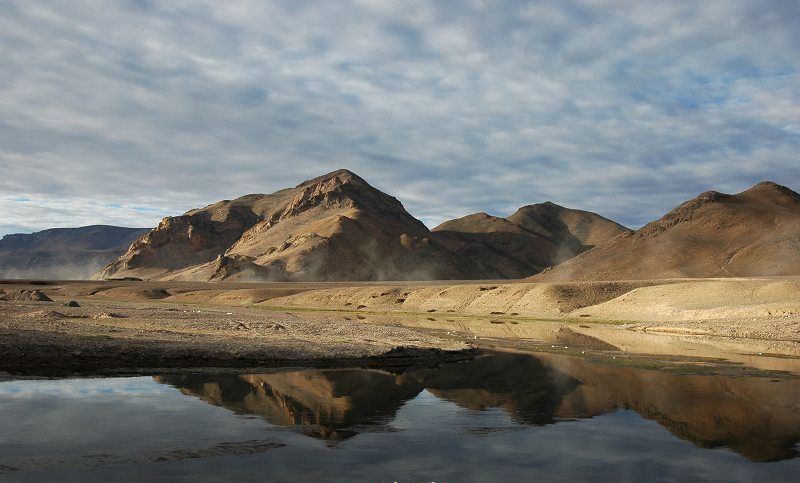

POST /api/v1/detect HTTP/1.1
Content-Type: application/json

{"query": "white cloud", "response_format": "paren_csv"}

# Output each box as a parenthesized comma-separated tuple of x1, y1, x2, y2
(0, 0, 798, 235)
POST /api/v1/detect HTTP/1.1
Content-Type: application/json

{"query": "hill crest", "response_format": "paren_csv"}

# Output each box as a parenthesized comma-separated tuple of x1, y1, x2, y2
(533, 181, 800, 281)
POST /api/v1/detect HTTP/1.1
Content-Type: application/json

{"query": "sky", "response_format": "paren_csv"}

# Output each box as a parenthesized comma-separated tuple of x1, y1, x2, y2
(0, 0, 798, 236)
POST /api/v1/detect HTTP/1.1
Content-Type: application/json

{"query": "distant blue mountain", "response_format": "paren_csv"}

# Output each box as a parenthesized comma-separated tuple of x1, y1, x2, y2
(0, 225, 149, 280)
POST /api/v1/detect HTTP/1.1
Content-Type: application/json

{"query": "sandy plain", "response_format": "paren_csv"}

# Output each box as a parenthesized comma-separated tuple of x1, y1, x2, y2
(1, 277, 799, 375)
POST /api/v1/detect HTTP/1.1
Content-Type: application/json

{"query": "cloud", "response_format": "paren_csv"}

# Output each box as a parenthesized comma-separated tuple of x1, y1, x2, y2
(0, 0, 798, 235)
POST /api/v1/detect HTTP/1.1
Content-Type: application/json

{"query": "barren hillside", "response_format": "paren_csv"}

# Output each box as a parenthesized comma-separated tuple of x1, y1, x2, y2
(533, 181, 800, 281)
(432, 203, 627, 278)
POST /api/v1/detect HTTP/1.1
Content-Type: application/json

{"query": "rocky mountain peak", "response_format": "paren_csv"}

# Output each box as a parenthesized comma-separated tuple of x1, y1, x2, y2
(275, 169, 419, 229)
(638, 190, 733, 237)
(295, 169, 367, 189)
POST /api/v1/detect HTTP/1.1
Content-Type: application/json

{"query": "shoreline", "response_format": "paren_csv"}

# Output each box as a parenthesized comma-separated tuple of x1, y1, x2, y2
(0, 328, 476, 377)
(2, 278, 800, 376)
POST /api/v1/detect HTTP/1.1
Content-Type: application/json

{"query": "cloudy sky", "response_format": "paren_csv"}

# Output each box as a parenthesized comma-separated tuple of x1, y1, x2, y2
(1, 0, 798, 236)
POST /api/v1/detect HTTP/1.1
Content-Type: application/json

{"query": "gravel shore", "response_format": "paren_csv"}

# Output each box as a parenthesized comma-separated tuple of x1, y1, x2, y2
(0, 298, 470, 375)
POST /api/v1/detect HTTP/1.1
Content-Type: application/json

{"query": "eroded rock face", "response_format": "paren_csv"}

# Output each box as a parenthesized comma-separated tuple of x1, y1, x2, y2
(103, 201, 269, 276)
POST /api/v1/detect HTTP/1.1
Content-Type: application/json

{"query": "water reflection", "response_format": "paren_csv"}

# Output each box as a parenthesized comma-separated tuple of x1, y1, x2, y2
(158, 370, 421, 440)
(158, 352, 800, 462)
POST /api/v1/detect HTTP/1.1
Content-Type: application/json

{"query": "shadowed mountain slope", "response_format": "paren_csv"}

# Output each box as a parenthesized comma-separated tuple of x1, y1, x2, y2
(533, 181, 800, 281)
(431, 203, 628, 278)
(508, 202, 629, 247)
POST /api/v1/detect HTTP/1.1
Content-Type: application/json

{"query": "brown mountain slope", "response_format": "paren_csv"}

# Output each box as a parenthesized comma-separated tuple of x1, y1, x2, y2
(533, 181, 800, 281)
(97, 170, 471, 281)
(431, 203, 628, 278)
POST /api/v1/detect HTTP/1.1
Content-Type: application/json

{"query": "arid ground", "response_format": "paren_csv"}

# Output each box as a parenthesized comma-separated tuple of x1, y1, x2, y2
(2, 277, 800, 375)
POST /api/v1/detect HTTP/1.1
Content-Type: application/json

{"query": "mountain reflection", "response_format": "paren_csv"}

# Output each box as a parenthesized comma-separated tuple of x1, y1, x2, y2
(398, 353, 580, 425)
(155, 352, 800, 461)
(157, 369, 422, 441)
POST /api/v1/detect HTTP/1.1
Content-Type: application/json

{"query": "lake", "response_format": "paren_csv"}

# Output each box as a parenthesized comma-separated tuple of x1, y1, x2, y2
(1, 351, 799, 482)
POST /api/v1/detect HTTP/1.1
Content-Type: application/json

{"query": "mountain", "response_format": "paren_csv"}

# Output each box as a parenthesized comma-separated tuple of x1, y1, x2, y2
(507, 202, 630, 247)
(431, 203, 628, 278)
(97, 169, 478, 281)
(97, 170, 629, 282)
(533, 181, 800, 281)
(0, 225, 149, 280)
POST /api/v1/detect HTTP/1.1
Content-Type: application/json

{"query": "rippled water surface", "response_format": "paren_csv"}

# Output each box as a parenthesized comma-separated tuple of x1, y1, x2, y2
(2, 352, 799, 482)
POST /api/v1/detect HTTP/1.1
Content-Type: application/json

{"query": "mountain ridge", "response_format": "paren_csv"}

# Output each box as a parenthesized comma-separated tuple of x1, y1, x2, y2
(533, 180, 800, 281)
(431, 203, 628, 279)
(97, 169, 626, 281)
(10, 172, 793, 282)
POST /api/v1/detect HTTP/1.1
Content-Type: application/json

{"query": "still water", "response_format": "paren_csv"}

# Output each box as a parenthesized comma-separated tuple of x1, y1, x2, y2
(1, 352, 799, 482)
